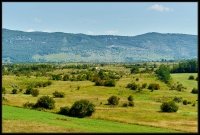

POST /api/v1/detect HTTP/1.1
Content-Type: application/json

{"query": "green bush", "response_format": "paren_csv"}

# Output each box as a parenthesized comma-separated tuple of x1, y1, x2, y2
(136, 78, 139, 81)
(148, 83, 160, 90)
(142, 83, 147, 88)
(128, 95, 134, 101)
(24, 86, 33, 94)
(31, 89, 39, 97)
(23, 102, 35, 108)
(58, 106, 70, 115)
(11, 88, 18, 94)
(69, 99, 95, 118)
(104, 79, 116, 87)
(173, 96, 183, 103)
(183, 100, 188, 105)
(126, 82, 139, 90)
(35, 96, 55, 109)
(196, 76, 198, 81)
(53, 91, 65, 98)
(107, 96, 120, 105)
(160, 101, 178, 112)
(155, 64, 171, 83)
(130, 66, 139, 74)
(2, 87, 6, 94)
(128, 101, 134, 107)
(191, 88, 198, 94)
(122, 102, 128, 107)
(188, 75, 194, 80)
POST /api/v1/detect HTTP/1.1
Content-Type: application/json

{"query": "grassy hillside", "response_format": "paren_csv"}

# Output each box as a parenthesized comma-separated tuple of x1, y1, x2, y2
(2, 64, 198, 133)
(2, 105, 179, 133)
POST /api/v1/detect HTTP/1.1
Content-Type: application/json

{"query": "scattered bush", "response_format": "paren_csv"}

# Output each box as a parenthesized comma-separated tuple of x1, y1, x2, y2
(128, 95, 134, 101)
(69, 99, 95, 118)
(160, 101, 178, 112)
(58, 106, 70, 115)
(142, 83, 147, 89)
(148, 83, 160, 90)
(128, 101, 134, 107)
(23, 102, 35, 108)
(173, 96, 183, 103)
(188, 75, 194, 80)
(53, 91, 65, 98)
(126, 82, 139, 90)
(35, 96, 55, 109)
(31, 89, 39, 97)
(24, 86, 33, 94)
(11, 88, 18, 94)
(122, 102, 128, 107)
(191, 88, 198, 94)
(183, 100, 188, 105)
(2, 87, 6, 94)
(104, 79, 116, 87)
(107, 96, 120, 105)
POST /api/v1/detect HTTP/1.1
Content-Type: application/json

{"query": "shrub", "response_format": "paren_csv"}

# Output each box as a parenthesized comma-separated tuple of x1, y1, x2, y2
(69, 99, 95, 118)
(192, 103, 196, 107)
(53, 91, 65, 98)
(63, 74, 70, 81)
(107, 96, 120, 105)
(128, 101, 134, 107)
(142, 83, 147, 88)
(187, 101, 192, 104)
(104, 79, 116, 87)
(126, 82, 139, 90)
(130, 66, 139, 74)
(196, 76, 198, 81)
(160, 101, 178, 112)
(173, 96, 183, 103)
(35, 96, 55, 109)
(11, 88, 18, 94)
(191, 88, 198, 94)
(148, 83, 160, 90)
(2, 87, 6, 94)
(188, 75, 194, 80)
(183, 100, 188, 105)
(136, 78, 139, 81)
(58, 106, 70, 115)
(31, 89, 39, 97)
(24, 86, 33, 94)
(122, 102, 128, 107)
(23, 102, 35, 108)
(155, 64, 171, 83)
(128, 95, 134, 101)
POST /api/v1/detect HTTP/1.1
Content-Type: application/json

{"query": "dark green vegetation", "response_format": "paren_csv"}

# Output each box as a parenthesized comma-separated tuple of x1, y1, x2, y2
(3, 29, 197, 63)
(2, 61, 198, 133)
(160, 101, 179, 112)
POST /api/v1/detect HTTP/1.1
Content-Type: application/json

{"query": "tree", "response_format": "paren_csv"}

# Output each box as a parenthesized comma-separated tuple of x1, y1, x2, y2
(107, 96, 120, 105)
(155, 64, 171, 83)
(35, 96, 55, 109)
(160, 101, 178, 112)
(130, 66, 139, 74)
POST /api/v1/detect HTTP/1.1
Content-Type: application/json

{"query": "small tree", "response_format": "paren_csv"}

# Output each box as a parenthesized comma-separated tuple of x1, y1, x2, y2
(130, 66, 139, 74)
(160, 101, 178, 112)
(58, 106, 70, 116)
(191, 88, 198, 94)
(142, 83, 147, 89)
(69, 100, 95, 118)
(11, 88, 18, 94)
(148, 83, 160, 90)
(107, 96, 120, 105)
(104, 79, 116, 87)
(53, 91, 65, 98)
(155, 64, 171, 83)
(24, 86, 33, 94)
(188, 75, 194, 80)
(128, 95, 134, 101)
(35, 96, 55, 109)
(31, 89, 39, 97)
(2, 87, 6, 94)
(183, 100, 188, 105)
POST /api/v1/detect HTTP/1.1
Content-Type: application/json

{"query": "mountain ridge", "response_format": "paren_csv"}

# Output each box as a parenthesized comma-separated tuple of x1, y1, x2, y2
(2, 28, 197, 63)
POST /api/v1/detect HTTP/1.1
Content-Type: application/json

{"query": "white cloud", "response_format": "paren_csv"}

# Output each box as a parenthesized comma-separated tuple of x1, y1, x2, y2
(148, 4, 173, 12)
(105, 30, 119, 35)
(86, 31, 94, 35)
(26, 29, 35, 32)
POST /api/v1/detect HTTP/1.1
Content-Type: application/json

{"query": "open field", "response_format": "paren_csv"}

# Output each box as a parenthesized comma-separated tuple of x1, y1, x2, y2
(3, 105, 179, 133)
(2, 64, 198, 133)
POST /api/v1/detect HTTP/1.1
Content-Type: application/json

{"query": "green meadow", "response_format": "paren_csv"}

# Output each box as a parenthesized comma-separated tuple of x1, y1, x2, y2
(2, 64, 198, 133)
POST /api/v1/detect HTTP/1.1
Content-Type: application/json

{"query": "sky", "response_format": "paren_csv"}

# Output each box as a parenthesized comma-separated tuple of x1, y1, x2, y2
(2, 2, 198, 36)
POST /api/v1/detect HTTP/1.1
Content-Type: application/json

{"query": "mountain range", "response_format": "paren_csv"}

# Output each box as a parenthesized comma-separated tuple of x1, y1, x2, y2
(2, 28, 197, 63)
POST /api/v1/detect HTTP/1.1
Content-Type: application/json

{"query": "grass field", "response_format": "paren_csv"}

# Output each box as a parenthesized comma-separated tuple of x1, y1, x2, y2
(2, 105, 180, 133)
(2, 65, 198, 133)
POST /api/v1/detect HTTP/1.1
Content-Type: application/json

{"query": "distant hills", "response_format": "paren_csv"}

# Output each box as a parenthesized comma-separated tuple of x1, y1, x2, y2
(2, 28, 197, 63)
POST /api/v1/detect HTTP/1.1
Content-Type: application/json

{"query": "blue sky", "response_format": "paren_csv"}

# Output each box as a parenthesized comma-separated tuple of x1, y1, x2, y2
(3, 2, 197, 36)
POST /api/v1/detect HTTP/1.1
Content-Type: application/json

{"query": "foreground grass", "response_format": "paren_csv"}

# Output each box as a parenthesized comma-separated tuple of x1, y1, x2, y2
(2, 105, 179, 133)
